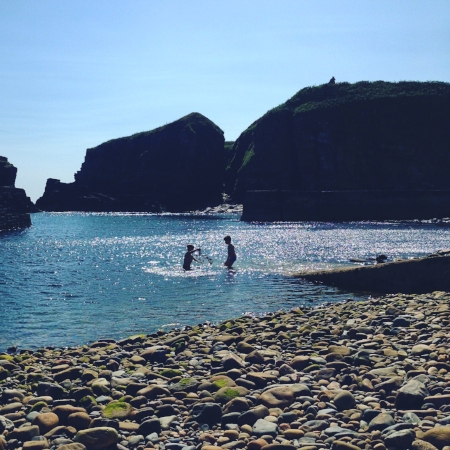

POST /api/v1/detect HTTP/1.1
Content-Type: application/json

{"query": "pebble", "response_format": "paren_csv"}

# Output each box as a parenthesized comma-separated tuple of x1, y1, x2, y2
(2, 292, 450, 450)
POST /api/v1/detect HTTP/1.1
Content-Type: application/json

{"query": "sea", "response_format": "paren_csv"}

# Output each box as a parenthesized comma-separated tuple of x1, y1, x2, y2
(1, 212, 449, 352)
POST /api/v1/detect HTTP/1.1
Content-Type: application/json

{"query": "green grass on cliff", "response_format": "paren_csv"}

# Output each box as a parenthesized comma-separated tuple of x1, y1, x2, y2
(224, 80, 450, 199)
(224, 141, 235, 153)
(90, 112, 224, 150)
(234, 80, 450, 148)
(266, 81, 450, 116)
(239, 148, 255, 171)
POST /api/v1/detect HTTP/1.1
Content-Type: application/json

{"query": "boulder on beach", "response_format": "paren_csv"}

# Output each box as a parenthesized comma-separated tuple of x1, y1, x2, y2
(74, 427, 118, 450)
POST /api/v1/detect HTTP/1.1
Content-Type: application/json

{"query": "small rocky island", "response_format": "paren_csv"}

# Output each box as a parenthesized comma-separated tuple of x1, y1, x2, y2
(36, 113, 225, 212)
(0, 156, 34, 232)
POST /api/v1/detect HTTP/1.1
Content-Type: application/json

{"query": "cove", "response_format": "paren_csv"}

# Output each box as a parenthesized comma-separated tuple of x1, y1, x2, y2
(0, 212, 449, 351)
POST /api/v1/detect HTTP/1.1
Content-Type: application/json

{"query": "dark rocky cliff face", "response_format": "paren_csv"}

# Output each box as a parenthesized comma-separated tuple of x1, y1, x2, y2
(36, 113, 225, 212)
(226, 81, 450, 202)
(0, 157, 33, 232)
(0, 156, 17, 186)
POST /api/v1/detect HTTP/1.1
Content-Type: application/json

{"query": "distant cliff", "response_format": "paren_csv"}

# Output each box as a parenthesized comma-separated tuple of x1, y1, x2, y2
(0, 157, 33, 232)
(226, 81, 450, 203)
(36, 113, 225, 212)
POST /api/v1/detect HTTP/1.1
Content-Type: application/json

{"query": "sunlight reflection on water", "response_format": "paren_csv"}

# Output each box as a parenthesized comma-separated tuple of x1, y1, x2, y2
(0, 212, 449, 350)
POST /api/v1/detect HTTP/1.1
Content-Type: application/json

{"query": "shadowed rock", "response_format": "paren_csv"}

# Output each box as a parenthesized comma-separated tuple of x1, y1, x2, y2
(36, 113, 225, 212)
(0, 156, 34, 232)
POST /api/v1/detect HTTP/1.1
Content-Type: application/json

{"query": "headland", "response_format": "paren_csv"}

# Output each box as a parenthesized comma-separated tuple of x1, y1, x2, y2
(33, 80, 450, 222)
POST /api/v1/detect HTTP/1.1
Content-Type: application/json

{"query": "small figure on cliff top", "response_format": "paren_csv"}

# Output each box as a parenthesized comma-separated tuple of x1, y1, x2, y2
(183, 244, 200, 271)
(223, 235, 236, 269)
(329, 76, 336, 84)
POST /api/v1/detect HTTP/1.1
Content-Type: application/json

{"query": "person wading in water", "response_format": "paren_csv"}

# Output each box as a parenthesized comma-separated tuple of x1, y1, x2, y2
(223, 236, 236, 269)
(183, 244, 200, 271)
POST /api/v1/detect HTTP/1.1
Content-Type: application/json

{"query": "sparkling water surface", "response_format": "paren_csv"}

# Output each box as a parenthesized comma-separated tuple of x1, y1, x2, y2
(1, 212, 449, 351)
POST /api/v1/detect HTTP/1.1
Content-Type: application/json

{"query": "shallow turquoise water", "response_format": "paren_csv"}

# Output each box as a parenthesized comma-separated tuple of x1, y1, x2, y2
(1, 212, 449, 351)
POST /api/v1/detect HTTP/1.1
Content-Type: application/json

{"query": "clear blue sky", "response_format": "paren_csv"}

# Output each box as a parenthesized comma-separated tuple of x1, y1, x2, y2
(1, 0, 449, 201)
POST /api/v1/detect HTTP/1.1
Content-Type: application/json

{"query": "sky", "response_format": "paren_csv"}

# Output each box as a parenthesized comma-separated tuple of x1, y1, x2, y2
(1, 1, 449, 202)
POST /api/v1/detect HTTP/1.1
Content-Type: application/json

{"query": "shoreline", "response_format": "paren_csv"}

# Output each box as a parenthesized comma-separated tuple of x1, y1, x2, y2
(298, 254, 450, 294)
(1, 292, 450, 450)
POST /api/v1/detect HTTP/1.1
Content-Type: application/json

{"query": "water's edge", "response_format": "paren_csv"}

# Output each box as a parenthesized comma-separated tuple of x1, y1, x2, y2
(1, 213, 449, 351)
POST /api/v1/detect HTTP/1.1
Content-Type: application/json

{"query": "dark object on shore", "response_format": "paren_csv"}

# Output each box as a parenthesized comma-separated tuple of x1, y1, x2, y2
(36, 113, 224, 212)
(349, 257, 369, 264)
(0, 156, 34, 232)
(225, 80, 450, 221)
(298, 254, 450, 294)
(329, 76, 335, 84)
(348, 254, 388, 265)
(376, 254, 387, 264)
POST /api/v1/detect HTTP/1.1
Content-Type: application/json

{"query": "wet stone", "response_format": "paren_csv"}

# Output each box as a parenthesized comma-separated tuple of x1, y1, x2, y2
(368, 412, 396, 432)
(252, 419, 278, 438)
(258, 387, 294, 409)
(333, 391, 356, 411)
(395, 379, 429, 409)
(384, 429, 416, 449)
(191, 402, 222, 425)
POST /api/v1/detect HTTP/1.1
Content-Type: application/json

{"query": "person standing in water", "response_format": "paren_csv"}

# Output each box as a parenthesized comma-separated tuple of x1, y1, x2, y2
(183, 244, 200, 271)
(223, 236, 236, 269)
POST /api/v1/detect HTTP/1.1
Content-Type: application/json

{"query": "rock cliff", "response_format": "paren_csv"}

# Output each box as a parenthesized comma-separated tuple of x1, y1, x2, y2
(0, 156, 33, 232)
(226, 81, 450, 203)
(36, 113, 225, 212)
(241, 189, 450, 221)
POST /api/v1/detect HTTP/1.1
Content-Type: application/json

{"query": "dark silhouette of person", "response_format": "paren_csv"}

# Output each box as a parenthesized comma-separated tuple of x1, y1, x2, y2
(329, 77, 335, 84)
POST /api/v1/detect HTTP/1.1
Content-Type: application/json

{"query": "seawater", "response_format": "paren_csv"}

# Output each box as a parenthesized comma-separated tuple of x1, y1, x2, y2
(1, 212, 449, 351)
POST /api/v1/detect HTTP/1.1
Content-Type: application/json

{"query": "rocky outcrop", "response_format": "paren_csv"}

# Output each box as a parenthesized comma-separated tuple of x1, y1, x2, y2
(226, 81, 450, 207)
(0, 156, 17, 186)
(0, 157, 33, 232)
(36, 113, 225, 212)
(298, 254, 450, 294)
(242, 189, 450, 221)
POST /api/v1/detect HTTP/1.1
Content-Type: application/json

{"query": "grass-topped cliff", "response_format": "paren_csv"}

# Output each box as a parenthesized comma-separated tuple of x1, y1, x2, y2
(99, 112, 222, 145)
(225, 81, 450, 202)
(37, 113, 225, 212)
(278, 80, 450, 113)
(35, 81, 450, 214)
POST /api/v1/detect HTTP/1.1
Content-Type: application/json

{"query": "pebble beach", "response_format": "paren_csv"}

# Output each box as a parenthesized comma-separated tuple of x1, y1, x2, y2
(2, 292, 450, 450)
